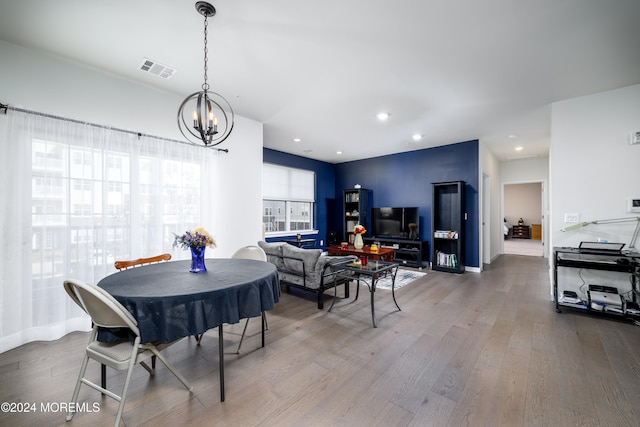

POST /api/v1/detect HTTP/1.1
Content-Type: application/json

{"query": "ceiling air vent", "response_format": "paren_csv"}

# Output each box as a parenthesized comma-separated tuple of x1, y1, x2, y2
(138, 58, 176, 79)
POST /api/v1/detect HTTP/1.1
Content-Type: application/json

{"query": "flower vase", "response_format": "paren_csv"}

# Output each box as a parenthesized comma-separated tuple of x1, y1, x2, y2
(190, 246, 207, 273)
(354, 234, 364, 249)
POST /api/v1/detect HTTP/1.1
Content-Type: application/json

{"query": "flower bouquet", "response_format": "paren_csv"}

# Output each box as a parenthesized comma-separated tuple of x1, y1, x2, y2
(353, 224, 367, 235)
(173, 227, 216, 273)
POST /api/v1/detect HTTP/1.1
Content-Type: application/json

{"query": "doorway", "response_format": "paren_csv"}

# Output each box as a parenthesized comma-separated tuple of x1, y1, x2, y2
(503, 182, 543, 256)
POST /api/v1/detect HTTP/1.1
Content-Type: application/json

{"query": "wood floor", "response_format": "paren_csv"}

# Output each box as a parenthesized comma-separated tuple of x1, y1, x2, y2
(2, 254, 640, 427)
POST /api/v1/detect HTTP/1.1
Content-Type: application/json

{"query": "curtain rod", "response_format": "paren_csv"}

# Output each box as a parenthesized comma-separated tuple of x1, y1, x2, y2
(0, 101, 229, 153)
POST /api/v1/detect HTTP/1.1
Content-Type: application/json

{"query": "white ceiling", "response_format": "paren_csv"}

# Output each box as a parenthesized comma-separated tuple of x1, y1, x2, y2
(1, 0, 639, 163)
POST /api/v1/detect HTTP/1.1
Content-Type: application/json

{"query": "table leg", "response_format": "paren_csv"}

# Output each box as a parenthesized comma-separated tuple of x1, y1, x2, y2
(328, 271, 339, 312)
(370, 277, 377, 328)
(218, 325, 225, 402)
(391, 266, 401, 311)
(101, 364, 106, 395)
(261, 311, 265, 348)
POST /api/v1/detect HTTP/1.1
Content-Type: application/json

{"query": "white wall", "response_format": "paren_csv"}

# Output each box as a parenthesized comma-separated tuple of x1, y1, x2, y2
(504, 182, 542, 226)
(550, 84, 640, 249)
(550, 83, 640, 298)
(479, 140, 502, 265)
(0, 40, 263, 258)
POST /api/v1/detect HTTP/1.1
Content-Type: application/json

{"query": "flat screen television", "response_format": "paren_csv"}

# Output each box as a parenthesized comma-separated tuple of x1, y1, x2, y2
(371, 207, 419, 239)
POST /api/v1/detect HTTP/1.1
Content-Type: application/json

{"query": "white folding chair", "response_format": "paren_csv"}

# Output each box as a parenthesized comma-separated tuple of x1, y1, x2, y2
(231, 245, 269, 353)
(64, 279, 192, 427)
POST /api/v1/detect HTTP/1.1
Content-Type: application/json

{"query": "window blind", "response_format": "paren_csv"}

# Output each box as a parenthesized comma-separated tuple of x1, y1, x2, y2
(262, 163, 315, 202)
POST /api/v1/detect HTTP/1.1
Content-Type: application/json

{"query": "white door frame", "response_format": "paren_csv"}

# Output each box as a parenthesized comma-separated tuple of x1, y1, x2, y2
(501, 179, 548, 257)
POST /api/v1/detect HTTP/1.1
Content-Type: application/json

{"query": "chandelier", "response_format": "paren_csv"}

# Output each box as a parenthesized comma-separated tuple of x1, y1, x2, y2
(177, 1, 234, 148)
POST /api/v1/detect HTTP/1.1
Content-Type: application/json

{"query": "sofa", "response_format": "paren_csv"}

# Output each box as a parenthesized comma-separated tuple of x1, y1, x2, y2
(258, 241, 356, 309)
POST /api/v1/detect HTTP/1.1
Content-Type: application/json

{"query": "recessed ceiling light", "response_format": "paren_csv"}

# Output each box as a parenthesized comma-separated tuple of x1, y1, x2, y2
(376, 112, 390, 121)
(293, 138, 301, 142)
(515, 146, 523, 151)
(412, 134, 423, 141)
(336, 151, 343, 155)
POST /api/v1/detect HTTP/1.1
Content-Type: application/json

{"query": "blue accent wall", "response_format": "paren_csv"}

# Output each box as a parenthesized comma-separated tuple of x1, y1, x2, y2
(264, 140, 479, 268)
(263, 149, 337, 247)
(334, 140, 479, 267)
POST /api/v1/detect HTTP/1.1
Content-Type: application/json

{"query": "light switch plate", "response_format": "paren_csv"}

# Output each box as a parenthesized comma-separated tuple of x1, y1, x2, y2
(628, 197, 640, 213)
(564, 213, 580, 223)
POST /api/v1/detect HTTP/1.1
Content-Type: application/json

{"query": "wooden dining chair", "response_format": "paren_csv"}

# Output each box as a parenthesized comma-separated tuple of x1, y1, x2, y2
(96, 253, 172, 391)
(114, 253, 172, 270)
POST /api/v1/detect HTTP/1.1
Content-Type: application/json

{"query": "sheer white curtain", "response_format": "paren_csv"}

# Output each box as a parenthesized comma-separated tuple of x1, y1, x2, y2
(0, 110, 219, 352)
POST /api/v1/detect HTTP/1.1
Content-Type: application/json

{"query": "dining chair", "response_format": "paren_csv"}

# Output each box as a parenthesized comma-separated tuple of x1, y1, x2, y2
(63, 279, 192, 427)
(231, 245, 269, 353)
(97, 253, 172, 389)
(114, 253, 171, 270)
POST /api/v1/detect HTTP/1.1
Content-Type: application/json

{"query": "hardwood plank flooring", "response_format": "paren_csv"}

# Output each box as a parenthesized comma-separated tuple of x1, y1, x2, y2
(1, 254, 640, 426)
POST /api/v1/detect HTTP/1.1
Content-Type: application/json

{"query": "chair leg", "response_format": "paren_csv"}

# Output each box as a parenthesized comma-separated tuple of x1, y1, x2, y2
(151, 349, 193, 391)
(236, 312, 269, 353)
(66, 353, 91, 421)
(114, 346, 142, 427)
(236, 318, 251, 354)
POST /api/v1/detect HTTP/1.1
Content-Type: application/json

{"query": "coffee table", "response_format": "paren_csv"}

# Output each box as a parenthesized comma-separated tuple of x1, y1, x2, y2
(326, 244, 395, 261)
(328, 259, 400, 327)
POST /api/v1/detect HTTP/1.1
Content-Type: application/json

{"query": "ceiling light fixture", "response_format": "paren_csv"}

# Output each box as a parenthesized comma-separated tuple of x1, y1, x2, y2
(412, 134, 423, 141)
(177, 1, 234, 148)
(293, 138, 301, 142)
(376, 112, 389, 121)
(515, 146, 524, 151)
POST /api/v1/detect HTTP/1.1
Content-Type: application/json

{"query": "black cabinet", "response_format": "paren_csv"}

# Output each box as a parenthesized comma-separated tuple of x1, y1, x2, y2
(431, 181, 465, 273)
(512, 225, 530, 239)
(343, 189, 370, 244)
(364, 237, 428, 268)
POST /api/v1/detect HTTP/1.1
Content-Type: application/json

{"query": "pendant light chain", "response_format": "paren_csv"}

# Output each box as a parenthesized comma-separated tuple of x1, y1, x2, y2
(202, 14, 209, 92)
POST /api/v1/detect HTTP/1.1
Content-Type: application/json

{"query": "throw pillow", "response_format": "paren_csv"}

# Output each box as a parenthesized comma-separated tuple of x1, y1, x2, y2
(257, 241, 286, 269)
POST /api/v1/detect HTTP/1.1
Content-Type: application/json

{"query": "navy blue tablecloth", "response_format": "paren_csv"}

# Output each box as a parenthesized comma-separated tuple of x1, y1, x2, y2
(97, 259, 280, 344)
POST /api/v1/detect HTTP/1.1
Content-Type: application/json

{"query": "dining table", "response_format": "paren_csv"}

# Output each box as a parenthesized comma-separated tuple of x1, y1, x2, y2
(97, 258, 280, 402)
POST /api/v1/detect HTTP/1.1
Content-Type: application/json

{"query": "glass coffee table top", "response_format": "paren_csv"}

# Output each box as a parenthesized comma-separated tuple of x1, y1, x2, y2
(332, 259, 397, 273)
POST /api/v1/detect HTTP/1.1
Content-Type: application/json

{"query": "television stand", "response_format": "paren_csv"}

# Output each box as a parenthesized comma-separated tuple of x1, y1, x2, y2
(364, 237, 428, 269)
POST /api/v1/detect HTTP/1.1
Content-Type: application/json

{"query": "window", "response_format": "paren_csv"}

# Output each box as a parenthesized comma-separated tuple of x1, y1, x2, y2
(31, 139, 206, 287)
(3, 109, 220, 353)
(262, 164, 315, 235)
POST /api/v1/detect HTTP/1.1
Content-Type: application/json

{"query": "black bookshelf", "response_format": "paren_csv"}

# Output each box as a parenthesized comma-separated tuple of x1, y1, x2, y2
(431, 181, 465, 273)
(343, 189, 370, 244)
